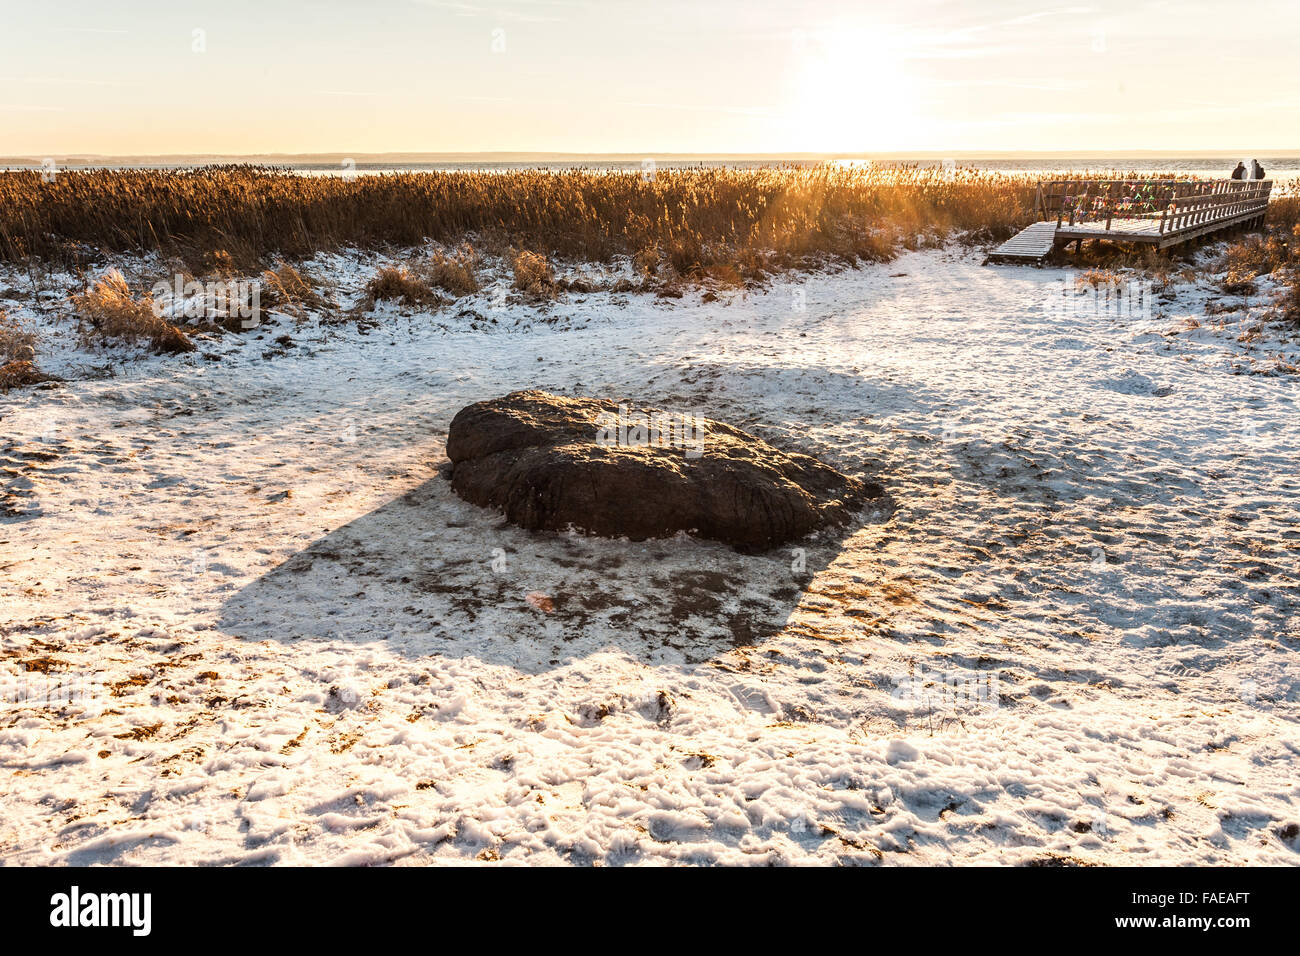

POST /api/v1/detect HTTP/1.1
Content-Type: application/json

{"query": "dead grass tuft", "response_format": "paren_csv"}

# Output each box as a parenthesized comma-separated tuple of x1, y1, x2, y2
(1272, 267, 1300, 323)
(0, 309, 38, 363)
(363, 265, 445, 308)
(632, 245, 660, 277)
(1215, 222, 1300, 319)
(511, 249, 559, 298)
(1221, 268, 1259, 297)
(0, 359, 59, 392)
(203, 248, 238, 277)
(417, 246, 479, 297)
(72, 270, 194, 353)
(1218, 230, 1294, 278)
(260, 263, 330, 318)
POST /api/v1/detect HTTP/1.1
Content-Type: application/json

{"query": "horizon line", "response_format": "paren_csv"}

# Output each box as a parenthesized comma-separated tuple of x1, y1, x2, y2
(4, 149, 1299, 164)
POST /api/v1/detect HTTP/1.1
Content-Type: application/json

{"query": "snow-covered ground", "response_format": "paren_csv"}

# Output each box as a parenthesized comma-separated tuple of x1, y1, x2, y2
(2, 245, 1298, 865)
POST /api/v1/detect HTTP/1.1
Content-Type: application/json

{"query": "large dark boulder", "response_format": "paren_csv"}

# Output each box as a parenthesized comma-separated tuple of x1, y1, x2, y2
(446, 390, 881, 553)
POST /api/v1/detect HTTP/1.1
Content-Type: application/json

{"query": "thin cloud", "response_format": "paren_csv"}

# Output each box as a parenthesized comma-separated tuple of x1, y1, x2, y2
(616, 101, 771, 117)
(1001, 6, 1095, 27)
(411, 0, 572, 22)
(0, 75, 141, 88)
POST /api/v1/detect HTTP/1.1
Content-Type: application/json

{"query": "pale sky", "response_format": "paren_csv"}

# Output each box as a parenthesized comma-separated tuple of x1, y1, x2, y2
(2, 0, 1297, 156)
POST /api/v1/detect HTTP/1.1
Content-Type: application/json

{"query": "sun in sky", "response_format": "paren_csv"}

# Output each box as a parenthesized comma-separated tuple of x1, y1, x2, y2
(780, 23, 922, 152)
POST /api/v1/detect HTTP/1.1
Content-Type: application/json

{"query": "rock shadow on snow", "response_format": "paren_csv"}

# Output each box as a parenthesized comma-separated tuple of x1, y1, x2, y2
(217, 461, 890, 672)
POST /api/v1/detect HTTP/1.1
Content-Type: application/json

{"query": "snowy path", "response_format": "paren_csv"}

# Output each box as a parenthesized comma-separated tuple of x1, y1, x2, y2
(2, 247, 1298, 865)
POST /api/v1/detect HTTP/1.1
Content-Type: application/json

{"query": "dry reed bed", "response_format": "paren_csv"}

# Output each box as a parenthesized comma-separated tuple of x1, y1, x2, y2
(0, 165, 1041, 273)
(3, 167, 1291, 275)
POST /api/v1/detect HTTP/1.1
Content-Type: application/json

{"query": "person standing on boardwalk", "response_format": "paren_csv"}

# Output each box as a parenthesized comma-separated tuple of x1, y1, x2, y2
(1231, 161, 1247, 180)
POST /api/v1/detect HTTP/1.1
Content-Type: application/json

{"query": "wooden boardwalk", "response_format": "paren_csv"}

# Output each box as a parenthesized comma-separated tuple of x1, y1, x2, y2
(988, 178, 1272, 264)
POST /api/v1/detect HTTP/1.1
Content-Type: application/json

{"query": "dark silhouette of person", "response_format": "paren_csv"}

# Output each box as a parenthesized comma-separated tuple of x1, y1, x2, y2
(1231, 162, 1246, 180)
(1252, 159, 1265, 179)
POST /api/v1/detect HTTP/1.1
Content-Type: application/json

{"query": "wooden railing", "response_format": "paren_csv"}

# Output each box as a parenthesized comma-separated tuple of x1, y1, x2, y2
(1158, 180, 1272, 235)
(1034, 178, 1272, 235)
(1035, 179, 1171, 226)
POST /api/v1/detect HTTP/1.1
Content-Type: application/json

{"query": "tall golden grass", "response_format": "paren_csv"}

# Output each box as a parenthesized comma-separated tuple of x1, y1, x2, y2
(1216, 182, 1300, 320)
(0, 164, 1039, 273)
(1266, 180, 1300, 231)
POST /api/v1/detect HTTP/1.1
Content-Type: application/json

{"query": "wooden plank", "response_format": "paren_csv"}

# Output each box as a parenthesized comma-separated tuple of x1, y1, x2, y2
(987, 221, 1058, 263)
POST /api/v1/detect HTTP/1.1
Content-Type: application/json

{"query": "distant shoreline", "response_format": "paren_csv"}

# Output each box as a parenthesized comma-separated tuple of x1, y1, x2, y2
(4, 151, 1300, 167)
(6, 157, 1296, 187)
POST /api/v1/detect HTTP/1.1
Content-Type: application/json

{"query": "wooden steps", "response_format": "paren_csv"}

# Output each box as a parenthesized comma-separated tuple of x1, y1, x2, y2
(986, 221, 1058, 264)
